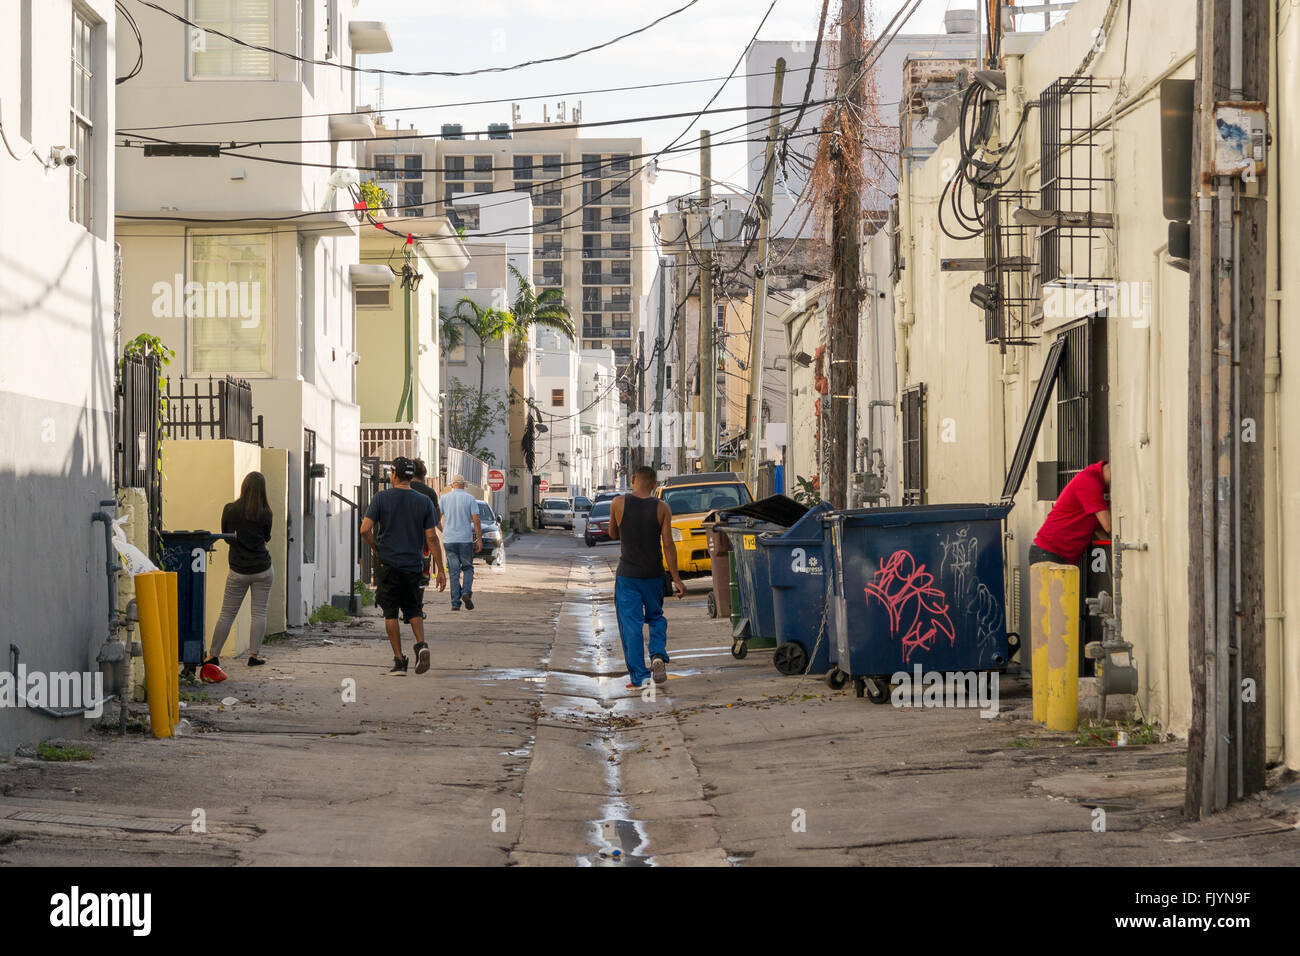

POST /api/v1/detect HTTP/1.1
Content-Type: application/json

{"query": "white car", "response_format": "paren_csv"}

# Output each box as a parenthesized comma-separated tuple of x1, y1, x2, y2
(539, 497, 575, 529)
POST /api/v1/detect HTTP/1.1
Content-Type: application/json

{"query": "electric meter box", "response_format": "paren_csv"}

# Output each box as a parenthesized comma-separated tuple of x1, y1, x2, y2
(1212, 102, 1267, 178)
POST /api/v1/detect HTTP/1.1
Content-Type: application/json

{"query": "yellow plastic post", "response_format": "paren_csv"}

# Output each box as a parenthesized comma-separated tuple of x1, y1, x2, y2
(164, 572, 179, 729)
(1036, 564, 1081, 732)
(134, 572, 172, 738)
(1029, 564, 1048, 722)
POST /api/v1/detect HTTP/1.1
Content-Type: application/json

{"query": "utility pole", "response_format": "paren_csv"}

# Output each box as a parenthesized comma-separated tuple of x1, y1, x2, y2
(1185, 0, 1268, 820)
(653, 257, 668, 470)
(697, 129, 716, 471)
(827, 1, 864, 509)
(745, 58, 786, 493)
(677, 260, 689, 474)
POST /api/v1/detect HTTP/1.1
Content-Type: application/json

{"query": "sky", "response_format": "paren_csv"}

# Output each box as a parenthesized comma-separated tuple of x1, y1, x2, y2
(352, 0, 972, 211)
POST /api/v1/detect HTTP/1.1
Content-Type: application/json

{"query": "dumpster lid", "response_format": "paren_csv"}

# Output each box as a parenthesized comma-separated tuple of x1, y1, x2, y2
(826, 502, 1012, 526)
(717, 493, 807, 528)
(1000, 333, 1067, 505)
(756, 500, 832, 543)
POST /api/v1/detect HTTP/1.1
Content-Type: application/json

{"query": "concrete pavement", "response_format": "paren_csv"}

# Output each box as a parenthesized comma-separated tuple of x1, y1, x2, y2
(2, 531, 1298, 866)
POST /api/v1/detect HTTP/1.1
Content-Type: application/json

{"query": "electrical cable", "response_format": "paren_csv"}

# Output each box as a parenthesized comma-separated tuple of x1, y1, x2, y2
(115, 1, 144, 85)
(116, 65, 848, 134)
(128, 0, 704, 78)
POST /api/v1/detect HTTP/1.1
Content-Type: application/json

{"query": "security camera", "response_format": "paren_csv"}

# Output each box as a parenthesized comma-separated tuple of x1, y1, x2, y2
(50, 146, 78, 167)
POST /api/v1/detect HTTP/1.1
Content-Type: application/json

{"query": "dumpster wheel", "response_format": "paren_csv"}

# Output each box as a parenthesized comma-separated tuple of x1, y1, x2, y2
(730, 639, 748, 660)
(773, 643, 808, 676)
(707, 591, 718, 619)
(859, 677, 891, 704)
(824, 666, 848, 690)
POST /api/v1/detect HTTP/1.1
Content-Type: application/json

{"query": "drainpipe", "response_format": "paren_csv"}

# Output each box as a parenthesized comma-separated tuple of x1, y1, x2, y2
(395, 265, 414, 422)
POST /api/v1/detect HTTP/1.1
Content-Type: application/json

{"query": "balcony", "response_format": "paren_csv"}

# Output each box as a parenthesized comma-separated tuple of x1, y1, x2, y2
(581, 246, 631, 259)
(445, 168, 494, 182)
(361, 424, 417, 461)
(534, 273, 563, 287)
(537, 246, 563, 260)
(582, 325, 633, 339)
(581, 272, 632, 286)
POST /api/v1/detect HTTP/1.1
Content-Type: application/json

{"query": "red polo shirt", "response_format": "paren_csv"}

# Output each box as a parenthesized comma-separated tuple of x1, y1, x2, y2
(1033, 461, 1109, 563)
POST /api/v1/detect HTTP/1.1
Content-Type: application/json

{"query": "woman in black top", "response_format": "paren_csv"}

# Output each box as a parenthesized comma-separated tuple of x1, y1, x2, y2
(201, 471, 275, 676)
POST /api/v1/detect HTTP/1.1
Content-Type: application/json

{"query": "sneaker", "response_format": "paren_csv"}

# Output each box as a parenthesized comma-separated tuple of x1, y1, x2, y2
(248, 655, 266, 667)
(451, 604, 461, 611)
(385, 655, 408, 676)
(651, 656, 667, 685)
(414, 642, 430, 675)
(463, 595, 475, 611)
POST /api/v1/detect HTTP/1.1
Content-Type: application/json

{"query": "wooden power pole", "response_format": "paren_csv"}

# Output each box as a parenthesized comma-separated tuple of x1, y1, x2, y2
(745, 58, 787, 492)
(1185, 0, 1268, 819)
(698, 129, 716, 471)
(828, 1, 864, 509)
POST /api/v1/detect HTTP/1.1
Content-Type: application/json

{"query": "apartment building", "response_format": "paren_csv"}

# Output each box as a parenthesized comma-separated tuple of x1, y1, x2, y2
(364, 116, 650, 371)
(0, 0, 117, 751)
(115, 0, 391, 625)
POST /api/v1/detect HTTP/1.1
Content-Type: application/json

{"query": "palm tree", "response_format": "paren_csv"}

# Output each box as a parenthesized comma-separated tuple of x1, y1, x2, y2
(445, 296, 512, 398)
(506, 263, 575, 368)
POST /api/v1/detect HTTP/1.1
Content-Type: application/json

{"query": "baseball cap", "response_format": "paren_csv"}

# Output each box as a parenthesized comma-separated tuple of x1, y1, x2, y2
(392, 457, 417, 480)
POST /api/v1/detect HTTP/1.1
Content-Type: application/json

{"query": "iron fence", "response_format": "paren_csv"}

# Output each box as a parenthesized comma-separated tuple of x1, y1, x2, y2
(164, 376, 263, 445)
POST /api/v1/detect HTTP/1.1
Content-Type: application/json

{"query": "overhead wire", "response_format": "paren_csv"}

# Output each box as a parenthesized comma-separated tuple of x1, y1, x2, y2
(127, 0, 704, 78)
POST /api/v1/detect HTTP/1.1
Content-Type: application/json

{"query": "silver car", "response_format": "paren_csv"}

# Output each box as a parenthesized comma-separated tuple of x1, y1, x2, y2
(475, 500, 503, 561)
(539, 497, 574, 529)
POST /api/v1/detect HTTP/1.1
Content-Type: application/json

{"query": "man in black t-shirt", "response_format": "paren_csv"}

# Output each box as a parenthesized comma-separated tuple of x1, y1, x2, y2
(361, 457, 447, 676)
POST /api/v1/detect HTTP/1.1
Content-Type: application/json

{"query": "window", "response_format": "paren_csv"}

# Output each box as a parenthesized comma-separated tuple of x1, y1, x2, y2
(187, 231, 273, 376)
(302, 427, 317, 565)
(372, 155, 423, 212)
(190, 0, 273, 78)
(662, 482, 751, 515)
(610, 154, 631, 173)
(901, 383, 926, 505)
(542, 154, 562, 173)
(70, 9, 94, 230)
(551, 388, 565, 407)
(444, 156, 465, 178)
(355, 287, 391, 309)
(513, 155, 533, 180)
(582, 154, 603, 178)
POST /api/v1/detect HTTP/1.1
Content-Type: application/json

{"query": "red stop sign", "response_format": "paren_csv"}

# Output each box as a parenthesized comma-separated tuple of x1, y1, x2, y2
(538, 479, 550, 494)
(488, 469, 505, 492)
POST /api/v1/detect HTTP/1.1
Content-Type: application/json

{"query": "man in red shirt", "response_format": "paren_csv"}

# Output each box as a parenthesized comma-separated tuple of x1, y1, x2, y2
(1030, 460, 1111, 564)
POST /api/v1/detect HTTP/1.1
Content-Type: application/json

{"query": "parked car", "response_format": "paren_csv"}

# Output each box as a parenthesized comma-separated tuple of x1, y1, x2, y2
(572, 496, 593, 514)
(593, 489, 630, 506)
(584, 501, 612, 547)
(475, 500, 503, 561)
(539, 497, 575, 529)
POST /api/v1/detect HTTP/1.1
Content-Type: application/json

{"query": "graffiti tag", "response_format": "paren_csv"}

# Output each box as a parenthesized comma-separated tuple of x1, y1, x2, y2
(865, 550, 956, 663)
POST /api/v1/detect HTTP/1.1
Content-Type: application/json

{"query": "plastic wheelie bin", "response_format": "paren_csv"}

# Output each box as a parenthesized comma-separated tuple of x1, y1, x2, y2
(822, 504, 1011, 702)
(160, 530, 236, 669)
(759, 501, 834, 676)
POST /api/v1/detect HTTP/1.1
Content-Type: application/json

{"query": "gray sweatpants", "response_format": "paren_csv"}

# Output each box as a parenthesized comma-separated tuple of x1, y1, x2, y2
(208, 566, 275, 658)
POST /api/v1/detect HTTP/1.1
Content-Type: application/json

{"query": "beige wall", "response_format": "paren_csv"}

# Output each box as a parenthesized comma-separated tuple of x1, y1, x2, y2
(895, 0, 1197, 735)
(161, 440, 286, 657)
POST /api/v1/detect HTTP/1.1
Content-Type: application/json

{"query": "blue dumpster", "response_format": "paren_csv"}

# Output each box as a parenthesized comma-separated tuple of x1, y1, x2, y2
(160, 530, 235, 668)
(713, 515, 784, 658)
(759, 501, 834, 676)
(823, 504, 1011, 700)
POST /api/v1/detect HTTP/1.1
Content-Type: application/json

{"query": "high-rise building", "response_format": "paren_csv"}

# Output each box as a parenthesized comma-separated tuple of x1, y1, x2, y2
(363, 116, 651, 370)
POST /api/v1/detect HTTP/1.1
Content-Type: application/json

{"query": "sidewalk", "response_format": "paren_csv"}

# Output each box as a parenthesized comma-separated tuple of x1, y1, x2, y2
(1, 536, 1297, 865)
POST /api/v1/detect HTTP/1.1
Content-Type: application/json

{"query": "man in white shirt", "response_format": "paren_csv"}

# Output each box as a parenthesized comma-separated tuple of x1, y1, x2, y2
(439, 474, 482, 611)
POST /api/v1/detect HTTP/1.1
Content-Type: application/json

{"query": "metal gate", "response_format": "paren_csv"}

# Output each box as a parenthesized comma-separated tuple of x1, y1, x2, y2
(117, 355, 162, 560)
(358, 456, 391, 585)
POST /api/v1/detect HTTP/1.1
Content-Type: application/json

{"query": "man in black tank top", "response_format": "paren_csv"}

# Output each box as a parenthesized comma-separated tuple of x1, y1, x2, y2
(608, 466, 685, 689)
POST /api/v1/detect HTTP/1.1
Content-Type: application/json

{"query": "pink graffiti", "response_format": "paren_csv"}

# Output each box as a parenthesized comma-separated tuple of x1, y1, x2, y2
(864, 549, 957, 663)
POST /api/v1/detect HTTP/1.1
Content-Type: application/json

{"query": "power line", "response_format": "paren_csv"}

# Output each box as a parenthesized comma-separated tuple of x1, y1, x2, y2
(128, 0, 704, 78)
(116, 66, 847, 134)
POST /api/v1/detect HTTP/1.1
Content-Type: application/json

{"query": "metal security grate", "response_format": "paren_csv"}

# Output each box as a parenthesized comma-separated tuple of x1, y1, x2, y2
(901, 383, 926, 505)
(1039, 76, 1114, 286)
(983, 189, 1038, 348)
(1056, 322, 1091, 489)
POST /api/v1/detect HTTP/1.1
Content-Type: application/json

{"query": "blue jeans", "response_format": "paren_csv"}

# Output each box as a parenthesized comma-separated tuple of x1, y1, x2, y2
(446, 542, 475, 607)
(615, 576, 669, 686)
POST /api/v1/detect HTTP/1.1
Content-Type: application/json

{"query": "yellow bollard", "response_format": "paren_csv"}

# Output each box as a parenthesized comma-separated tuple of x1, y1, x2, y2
(1030, 564, 1049, 723)
(134, 572, 172, 738)
(1042, 564, 1081, 732)
(164, 572, 179, 729)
